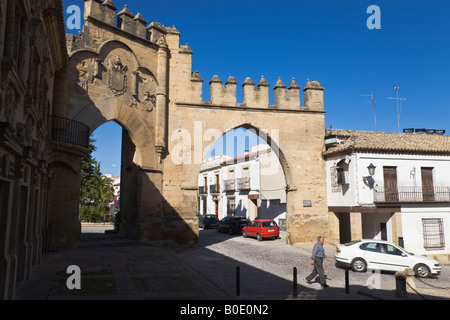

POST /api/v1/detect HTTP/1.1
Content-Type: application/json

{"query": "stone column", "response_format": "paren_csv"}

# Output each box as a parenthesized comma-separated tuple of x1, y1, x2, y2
(47, 157, 83, 251)
(350, 212, 363, 241)
(155, 38, 169, 164)
(328, 211, 340, 245)
(391, 211, 403, 246)
(0, 179, 13, 300)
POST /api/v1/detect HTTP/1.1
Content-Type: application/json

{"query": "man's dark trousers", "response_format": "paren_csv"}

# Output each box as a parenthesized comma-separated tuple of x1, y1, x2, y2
(306, 257, 327, 285)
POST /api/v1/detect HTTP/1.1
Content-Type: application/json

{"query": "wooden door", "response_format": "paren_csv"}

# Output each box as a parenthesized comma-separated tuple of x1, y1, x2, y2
(421, 167, 434, 201)
(383, 167, 398, 202)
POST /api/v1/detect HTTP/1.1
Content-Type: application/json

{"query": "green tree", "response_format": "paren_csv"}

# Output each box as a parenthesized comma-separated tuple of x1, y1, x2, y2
(79, 137, 115, 222)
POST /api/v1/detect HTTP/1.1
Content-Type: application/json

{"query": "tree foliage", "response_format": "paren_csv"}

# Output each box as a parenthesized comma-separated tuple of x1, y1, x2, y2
(79, 137, 115, 222)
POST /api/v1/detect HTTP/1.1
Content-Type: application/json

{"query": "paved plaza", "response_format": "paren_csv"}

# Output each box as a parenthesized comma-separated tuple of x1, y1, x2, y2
(15, 225, 450, 301)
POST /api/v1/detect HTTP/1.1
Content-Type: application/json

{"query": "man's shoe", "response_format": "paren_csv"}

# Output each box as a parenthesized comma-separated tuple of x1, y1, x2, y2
(321, 284, 329, 288)
(305, 278, 312, 284)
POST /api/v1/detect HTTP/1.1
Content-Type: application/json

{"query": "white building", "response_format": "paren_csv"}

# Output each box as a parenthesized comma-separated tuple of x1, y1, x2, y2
(324, 129, 450, 261)
(104, 174, 120, 197)
(198, 144, 287, 228)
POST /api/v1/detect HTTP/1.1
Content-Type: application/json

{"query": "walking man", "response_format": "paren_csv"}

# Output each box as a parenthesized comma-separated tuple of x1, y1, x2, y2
(306, 236, 330, 288)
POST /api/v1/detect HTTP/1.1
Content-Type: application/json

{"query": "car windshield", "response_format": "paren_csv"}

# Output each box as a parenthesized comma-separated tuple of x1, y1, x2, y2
(262, 221, 277, 228)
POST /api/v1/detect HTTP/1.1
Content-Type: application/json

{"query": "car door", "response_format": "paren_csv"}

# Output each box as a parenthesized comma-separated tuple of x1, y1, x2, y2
(245, 221, 254, 237)
(359, 242, 385, 270)
(381, 244, 411, 272)
(219, 217, 228, 231)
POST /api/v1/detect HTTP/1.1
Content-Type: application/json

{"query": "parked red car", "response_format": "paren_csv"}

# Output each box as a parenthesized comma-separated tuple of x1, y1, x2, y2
(242, 219, 280, 241)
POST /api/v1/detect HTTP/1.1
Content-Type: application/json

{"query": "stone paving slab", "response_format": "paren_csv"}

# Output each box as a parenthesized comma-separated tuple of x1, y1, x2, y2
(15, 240, 231, 300)
(14, 229, 449, 301)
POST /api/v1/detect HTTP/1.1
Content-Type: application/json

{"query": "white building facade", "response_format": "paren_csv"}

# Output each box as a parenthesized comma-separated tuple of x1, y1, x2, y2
(325, 130, 450, 261)
(198, 144, 287, 228)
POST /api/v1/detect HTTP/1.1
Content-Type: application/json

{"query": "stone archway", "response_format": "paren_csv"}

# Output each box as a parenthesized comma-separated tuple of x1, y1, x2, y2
(48, 0, 329, 249)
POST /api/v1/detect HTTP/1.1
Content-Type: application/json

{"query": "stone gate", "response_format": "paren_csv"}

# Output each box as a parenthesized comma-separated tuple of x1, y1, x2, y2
(50, 0, 329, 249)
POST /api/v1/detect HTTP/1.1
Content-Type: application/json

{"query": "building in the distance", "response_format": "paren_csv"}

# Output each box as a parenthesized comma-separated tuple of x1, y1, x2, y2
(198, 144, 287, 228)
(324, 129, 450, 261)
(104, 173, 120, 197)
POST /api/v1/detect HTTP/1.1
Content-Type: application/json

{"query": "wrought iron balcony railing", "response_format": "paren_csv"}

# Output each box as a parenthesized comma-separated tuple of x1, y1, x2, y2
(224, 179, 235, 192)
(47, 115, 90, 149)
(198, 186, 207, 196)
(374, 186, 450, 203)
(210, 184, 220, 194)
(237, 177, 251, 191)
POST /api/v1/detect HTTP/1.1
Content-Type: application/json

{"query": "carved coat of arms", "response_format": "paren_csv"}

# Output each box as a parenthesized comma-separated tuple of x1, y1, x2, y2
(108, 56, 128, 97)
(75, 59, 95, 95)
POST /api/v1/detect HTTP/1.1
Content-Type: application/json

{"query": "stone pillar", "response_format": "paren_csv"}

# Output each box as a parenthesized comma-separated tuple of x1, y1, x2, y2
(328, 211, 340, 245)
(5, 160, 25, 299)
(155, 38, 169, 164)
(391, 211, 403, 246)
(47, 159, 82, 251)
(0, 179, 13, 300)
(350, 212, 363, 241)
(118, 130, 139, 240)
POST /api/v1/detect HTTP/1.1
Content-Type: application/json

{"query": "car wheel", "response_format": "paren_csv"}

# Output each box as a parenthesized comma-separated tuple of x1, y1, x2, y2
(414, 264, 431, 278)
(228, 228, 234, 235)
(351, 258, 367, 273)
(257, 234, 263, 242)
(216, 226, 220, 233)
(242, 231, 247, 238)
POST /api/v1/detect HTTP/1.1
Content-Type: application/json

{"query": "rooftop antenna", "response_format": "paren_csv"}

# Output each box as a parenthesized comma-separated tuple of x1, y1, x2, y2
(361, 92, 377, 132)
(388, 84, 407, 133)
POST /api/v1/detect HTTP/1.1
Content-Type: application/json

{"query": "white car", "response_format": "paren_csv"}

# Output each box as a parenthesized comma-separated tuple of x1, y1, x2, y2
(335, 239, 441, 278)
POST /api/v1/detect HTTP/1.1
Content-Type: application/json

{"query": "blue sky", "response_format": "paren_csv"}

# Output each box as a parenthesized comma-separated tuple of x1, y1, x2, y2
(64, 0, 450, 175)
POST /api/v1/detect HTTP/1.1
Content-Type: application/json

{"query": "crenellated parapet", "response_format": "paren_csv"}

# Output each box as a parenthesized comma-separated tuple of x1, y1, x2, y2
(273, 78, 301, 110)
(80, 1, 324, 112)
(187, 74, 324, 111)
(82, 0, 182, 50)
(209, 75, 238, 106)
(242, 76, 270, 109)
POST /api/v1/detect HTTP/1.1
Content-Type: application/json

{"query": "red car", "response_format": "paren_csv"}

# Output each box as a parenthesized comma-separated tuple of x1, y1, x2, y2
(242, 219, 280, 241)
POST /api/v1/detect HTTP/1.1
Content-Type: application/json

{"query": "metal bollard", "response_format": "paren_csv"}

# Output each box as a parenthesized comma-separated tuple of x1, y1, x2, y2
(345, 267, 350, 294)
(395, 271, 407, 297)
(293, 267, 298, 297)
(236, 266, 240, 297)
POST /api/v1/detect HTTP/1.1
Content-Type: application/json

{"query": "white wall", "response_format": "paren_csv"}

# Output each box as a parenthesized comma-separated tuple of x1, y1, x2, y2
(401, 206, 450, 256)
(327, 153, 450, 207)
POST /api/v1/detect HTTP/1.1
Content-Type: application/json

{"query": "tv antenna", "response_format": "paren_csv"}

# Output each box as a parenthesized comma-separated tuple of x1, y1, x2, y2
(361, 92, 377, 132)
(388, 84, 407, 133)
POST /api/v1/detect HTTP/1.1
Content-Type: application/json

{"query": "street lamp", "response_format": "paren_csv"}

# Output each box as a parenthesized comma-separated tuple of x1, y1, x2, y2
(367, 163, 376, 177)
(363, 163, 376, 184)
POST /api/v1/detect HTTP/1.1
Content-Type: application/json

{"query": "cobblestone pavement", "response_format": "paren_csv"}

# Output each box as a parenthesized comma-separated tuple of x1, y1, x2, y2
(14, 225, 450, 300)
(180, 229, 450, 300)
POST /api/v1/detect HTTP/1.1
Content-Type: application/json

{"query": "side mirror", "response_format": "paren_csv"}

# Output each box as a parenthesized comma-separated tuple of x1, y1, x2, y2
(401, 253, 407, 257)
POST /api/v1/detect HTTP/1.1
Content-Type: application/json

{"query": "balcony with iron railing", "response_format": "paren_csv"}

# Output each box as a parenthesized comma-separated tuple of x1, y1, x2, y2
(237, 177, 251, 191)
(373, 186, 450, 203)
(198, 186, 208, 196)
(224, 179, 235, 192)
(210, 184, 220, 195)
(47, 115, 90, 149)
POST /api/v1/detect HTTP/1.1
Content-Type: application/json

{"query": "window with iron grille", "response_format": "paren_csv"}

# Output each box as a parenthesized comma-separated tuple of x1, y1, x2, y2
(422, 218, 445, 250)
